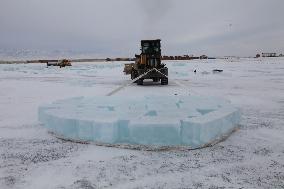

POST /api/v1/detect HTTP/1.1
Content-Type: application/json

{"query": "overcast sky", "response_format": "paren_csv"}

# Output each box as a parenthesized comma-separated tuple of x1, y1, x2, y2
(0, 0, 284, 57)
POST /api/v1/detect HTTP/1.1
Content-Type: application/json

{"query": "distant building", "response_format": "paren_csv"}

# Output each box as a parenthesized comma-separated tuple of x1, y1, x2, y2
(162, 55, 194, 60)
(262, 53, 277, 57)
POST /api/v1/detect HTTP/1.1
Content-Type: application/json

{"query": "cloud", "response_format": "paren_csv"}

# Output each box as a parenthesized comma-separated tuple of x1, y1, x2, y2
(138, 0, 172, 23)
(0, 0, 283, 57)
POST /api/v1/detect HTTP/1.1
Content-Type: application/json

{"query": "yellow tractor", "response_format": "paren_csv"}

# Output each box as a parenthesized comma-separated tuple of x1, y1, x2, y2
(124, 39, 168, 85)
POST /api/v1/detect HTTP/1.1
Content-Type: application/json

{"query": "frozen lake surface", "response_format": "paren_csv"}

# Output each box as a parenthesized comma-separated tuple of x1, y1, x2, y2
(0, 58, 284, 188)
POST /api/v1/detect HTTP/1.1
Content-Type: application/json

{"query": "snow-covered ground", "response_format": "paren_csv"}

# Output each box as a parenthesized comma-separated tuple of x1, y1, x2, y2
(0, 58, 283, 189)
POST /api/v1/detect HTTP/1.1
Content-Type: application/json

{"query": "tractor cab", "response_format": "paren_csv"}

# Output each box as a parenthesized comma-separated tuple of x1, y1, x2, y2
(138, 39, 163, 69)
(141, 39, 161, 55)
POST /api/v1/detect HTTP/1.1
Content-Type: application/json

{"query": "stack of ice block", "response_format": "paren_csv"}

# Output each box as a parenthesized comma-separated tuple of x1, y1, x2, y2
(38, 96, 241, 148)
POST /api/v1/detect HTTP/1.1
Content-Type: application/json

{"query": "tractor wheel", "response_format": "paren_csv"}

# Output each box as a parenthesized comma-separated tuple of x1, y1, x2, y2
(131, 70, 135, 80)
(131, 70, 138, 82)
(161, 77, 168, 85)
(137, 79, 143, 85)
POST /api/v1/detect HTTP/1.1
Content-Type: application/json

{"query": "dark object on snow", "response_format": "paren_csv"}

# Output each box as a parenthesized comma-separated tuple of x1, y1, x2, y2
(212, 69, 223, 73)
(194, 69, 197, 73)
(123, 39, 168, 85)
(200, 55, 208, 59)
(46, 59, 72, 68)
(262, 53, 277, 57)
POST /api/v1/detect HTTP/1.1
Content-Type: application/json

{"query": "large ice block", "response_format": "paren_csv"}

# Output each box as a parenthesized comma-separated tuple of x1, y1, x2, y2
(38, 96, 241, 148)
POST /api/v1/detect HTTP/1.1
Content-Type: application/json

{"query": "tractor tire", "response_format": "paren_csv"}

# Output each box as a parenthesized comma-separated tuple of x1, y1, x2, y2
(131, 70, 139, 83)
(131, 70, 135, 79)
(137, 79, 143, 85)
(161, 77, 168, 85)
